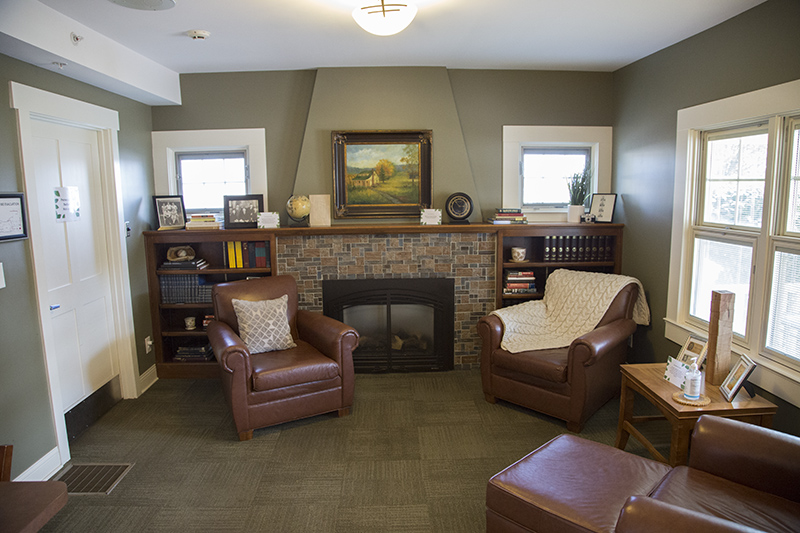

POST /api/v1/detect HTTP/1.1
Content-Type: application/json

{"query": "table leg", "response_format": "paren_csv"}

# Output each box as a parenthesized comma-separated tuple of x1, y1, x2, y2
(615, 373, 634, 450)
(669, 420, 693, 466)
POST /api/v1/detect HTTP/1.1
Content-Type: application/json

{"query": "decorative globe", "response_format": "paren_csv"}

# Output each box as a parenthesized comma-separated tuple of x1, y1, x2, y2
(286, 195, 311, 223)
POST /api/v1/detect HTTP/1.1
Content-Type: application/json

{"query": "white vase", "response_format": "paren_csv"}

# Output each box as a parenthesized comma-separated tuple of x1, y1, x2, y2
(568, 204, 584, 223)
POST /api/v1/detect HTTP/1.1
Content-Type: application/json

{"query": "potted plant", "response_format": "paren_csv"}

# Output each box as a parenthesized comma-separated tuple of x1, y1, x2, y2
(566, 167, 591, 223)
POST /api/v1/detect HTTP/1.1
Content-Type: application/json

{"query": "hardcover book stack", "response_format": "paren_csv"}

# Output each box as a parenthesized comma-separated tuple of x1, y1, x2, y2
(488, 208, 527, 224)
(224, 241, 269, 268)
(173, 344, 214, 362)
(543, 235, 614, 262)
(185, 213, 221, 230)
(160, 258, 208, 270)
(503, 270, 537, 295)
(159, 274, 213, 303)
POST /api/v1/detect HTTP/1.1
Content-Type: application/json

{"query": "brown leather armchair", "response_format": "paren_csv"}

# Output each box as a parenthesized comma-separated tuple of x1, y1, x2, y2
(207, 275, 359, 441)
(477, 283, 638, 432)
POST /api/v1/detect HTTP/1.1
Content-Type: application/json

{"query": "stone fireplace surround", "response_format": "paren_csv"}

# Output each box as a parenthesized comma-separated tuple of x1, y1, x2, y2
(275, 225, 496, 369)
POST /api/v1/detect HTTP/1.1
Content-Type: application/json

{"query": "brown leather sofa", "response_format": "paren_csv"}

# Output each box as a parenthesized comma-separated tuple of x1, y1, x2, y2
(486, 415, 800, 533)
(477, 283, 638, 432)
(207, 275, 359, 440)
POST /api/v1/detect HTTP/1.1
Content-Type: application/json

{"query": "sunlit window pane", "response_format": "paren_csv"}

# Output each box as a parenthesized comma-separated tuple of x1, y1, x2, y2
(178, 152, 247, 210)
(785, 125, 800, 233)
(522, 149, 589, 207)
(690, 237, 752, 335)
(702, 131, 767, 228)
(766, 249, 800, 362)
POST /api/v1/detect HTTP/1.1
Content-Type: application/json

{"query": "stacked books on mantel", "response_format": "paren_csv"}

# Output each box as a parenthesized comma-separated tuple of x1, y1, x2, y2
(173, 344, 214, 362)
(160, 258, 208, 270)
(487, 208, 528, 224)
(185, 213, 221, 230)
(503, 270, 537, 295)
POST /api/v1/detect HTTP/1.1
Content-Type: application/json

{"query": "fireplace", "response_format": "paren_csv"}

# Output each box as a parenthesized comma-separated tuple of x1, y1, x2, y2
(323, 278, 454, 373)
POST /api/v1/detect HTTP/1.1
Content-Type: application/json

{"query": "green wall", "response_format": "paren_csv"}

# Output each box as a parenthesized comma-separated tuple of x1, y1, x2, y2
(0, 53, 154, 478)
(613, 0, 800, 361)
(612, 0, 800, 433)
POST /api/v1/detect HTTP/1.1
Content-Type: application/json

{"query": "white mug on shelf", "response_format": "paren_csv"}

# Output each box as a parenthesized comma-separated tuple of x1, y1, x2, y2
(511, 247, 526, 262)
(184, 316, 196, 330)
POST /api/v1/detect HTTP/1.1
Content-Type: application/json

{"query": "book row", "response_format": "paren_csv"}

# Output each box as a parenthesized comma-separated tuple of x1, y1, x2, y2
(544, 235, 614, 262)
(159, 274, 213, 304)
(225, 241, 269, 269)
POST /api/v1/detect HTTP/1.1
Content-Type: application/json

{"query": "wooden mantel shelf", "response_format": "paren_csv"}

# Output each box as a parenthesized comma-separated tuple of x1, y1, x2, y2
(146, 222, 623, 238)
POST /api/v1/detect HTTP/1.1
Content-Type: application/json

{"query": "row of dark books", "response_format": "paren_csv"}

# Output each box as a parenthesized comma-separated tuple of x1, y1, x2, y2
(544, 235, 614, 262)
(160, 258, 208, 270)
(159, 274, 213, 304)
(225, 241, 269, 269)
(173, 344, 214, 362)
(503, 269, 537, 295)
(487, 208, 527, 225)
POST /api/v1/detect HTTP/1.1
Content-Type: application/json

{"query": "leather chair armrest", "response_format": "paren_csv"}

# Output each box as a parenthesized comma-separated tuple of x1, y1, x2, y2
(296, 310, 359, 366)
(570, 318, 636, 367)
(207, 320, 251, 375)
(689, 415, 800, 503)
(616, 496, 763, 533)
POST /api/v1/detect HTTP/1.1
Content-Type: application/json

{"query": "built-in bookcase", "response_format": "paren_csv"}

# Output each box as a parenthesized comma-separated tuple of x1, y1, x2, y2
(144, 229, 277, 378)
(496, 224, 624, 308)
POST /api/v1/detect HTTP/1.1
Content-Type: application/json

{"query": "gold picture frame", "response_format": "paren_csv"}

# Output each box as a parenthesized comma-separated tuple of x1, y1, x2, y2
(677, 335, 708, 368)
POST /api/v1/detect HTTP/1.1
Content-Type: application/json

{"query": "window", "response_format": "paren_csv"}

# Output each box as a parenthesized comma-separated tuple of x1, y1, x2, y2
(667, 79, 800, 402)
(151, 128, 268, 214)
(521, 148, 590, 208)
(176, 151, 248, 212)
(502, 126, 612, 221)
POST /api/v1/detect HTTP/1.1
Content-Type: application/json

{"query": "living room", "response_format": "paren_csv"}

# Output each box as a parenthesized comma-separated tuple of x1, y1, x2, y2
(1, 0, 800, 530)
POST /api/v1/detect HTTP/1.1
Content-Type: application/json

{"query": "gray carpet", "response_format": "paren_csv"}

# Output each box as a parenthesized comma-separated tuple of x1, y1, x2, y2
(41, 370, 668, 532)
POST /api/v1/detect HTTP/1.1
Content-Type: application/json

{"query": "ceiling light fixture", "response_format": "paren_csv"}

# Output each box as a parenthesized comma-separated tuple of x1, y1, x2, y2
(352, 1, 418, 37)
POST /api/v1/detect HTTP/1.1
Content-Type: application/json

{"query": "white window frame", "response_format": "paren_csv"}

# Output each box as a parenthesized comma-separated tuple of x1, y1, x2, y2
(151, 128, 268, 203)
(502, 125, 612, 222)
(667, 78, 800, 406)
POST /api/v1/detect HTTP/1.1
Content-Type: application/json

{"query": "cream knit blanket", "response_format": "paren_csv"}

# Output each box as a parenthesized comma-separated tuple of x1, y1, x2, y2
(492, 269, 650, 353)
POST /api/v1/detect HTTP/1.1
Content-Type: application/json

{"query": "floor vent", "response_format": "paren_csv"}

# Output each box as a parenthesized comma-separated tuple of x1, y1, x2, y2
(52, 463, 133, 495)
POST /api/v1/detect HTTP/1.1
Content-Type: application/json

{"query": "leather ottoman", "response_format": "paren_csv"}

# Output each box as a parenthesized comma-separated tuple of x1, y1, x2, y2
(486, 434, 671, 533)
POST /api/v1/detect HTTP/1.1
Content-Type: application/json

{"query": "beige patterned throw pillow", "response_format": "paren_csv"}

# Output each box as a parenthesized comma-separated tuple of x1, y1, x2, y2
(232, 295, 297, 353)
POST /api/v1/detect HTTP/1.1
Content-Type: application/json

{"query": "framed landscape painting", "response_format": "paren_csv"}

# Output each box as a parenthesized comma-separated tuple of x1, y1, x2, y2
(332, 130, 432, 218)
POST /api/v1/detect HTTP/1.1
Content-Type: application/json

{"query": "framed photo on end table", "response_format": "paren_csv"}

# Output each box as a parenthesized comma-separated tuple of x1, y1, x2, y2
(720, 354, 756, 402)
(589, 193, 617, 223)
(676, 336, 708, 368)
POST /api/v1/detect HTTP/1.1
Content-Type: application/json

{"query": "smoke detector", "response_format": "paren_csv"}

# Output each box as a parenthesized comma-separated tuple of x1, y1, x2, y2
(107, 0, 176, 10)
(187, 29, 211, 40)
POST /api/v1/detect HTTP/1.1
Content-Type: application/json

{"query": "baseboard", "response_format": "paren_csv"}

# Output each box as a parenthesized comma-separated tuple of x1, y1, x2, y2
(14, 447, 62, 482)
(138, 364, 158, 395)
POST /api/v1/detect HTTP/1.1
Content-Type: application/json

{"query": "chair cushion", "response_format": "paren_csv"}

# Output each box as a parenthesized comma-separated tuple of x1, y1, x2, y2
(250, 341, 340, 392)
(651, 466, 800, 533)
(492, 347, 569, 383)
(232, 295, 297, 353)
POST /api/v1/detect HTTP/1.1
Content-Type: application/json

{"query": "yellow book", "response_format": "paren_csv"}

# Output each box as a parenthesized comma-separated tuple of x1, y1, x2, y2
(226, 241, 235, 268)
(234, 241, 243, 268)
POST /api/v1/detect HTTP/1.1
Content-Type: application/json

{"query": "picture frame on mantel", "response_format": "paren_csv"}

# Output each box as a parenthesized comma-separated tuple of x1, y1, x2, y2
(332, 130, 432, 218)
(589, 193, 617, 223)
(224, 194, 264, 229)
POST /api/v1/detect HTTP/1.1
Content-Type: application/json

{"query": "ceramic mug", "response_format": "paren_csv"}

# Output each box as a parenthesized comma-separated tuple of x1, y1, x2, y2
(184, 316, 196, 330)
(511, 247, 526, 262)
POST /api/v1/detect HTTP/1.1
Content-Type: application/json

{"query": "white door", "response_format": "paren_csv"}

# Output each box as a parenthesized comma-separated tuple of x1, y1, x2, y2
(29, 119, 119, 411)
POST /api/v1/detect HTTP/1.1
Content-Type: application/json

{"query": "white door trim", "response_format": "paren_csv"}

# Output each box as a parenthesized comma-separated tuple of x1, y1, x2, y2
(10, 81, 140, 468)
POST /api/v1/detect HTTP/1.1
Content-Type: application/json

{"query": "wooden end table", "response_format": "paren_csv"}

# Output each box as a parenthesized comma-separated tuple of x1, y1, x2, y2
(615, 363, 777, 466)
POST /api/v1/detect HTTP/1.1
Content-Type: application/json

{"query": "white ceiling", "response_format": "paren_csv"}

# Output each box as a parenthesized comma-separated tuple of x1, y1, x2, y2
(38, 0, 766, 74)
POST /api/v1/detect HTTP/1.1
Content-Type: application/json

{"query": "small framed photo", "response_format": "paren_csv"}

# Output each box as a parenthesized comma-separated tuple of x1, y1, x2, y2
(720, 354, 756, 401)
(677, 336, 708, 368)
(589, 193, 617, 223)
(224, 195, 264, 229)
(153, 195, 186, 230)
(0, 193, 28, 241)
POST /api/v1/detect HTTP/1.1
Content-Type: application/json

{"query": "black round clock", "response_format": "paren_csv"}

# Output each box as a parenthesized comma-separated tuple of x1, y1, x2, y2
(445, 192, 473, 224)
